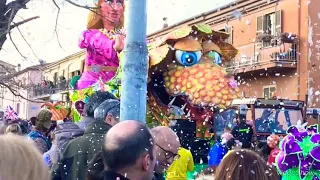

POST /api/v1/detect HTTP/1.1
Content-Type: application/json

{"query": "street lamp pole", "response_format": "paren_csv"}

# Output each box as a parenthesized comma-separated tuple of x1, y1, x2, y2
(120, 0, 148, 123)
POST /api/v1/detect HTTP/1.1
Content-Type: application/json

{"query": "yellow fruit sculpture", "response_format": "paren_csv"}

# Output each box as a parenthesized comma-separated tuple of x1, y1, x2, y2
(147, 24, 241, 138)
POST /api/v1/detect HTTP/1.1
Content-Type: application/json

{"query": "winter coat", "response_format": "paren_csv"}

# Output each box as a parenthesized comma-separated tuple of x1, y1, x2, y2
(51, 121, 112, 180)
(76, 116, 95, 130)
(208, 142, 228, 166)
(43, 122, 84, 167)
(28, 130, 51, 154)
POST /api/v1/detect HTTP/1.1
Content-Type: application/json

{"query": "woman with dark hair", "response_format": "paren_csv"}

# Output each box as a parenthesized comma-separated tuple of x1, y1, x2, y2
(87, 151, 104, 180)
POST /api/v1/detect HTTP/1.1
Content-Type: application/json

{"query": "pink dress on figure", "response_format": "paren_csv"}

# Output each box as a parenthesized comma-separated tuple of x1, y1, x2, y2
(77, 29, 119, 90)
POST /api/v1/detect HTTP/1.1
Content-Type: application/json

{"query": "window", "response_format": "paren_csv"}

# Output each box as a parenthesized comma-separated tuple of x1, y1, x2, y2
(263, 85, 276, 99)
(16, 103, 20, 114)
(219, 26, 233, 44)
(54, 72, 58, 86)
(71, 70, 81, 78)
(255, 108, 302, 134)
(257, 10, 282, 47)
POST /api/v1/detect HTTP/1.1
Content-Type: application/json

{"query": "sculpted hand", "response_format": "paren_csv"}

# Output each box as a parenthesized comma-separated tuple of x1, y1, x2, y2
(113, 34, 125, 52)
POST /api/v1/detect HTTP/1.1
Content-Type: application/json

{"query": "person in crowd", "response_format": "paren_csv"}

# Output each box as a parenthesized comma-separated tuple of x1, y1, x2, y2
(166, 147, 194, 180)
(94, 99, 120, 126)
(0, 134, 50, 180)
(231, 114, 253, 149)
(151, 126, 181, 180)
(195, 166, 216, 180)
(46, 120, 57, 139)
(0, 120, 7, 134)
(267, 134, 280, 166)
(208, 126, 234, 166)
(8, 119, 30, 135)
(77, 91, 116, 130)
(29, 116, 37, 129)
(43, 121, 84, 167)
(51, 99, 120, 180)
(215, 149, 279, 180)
(255, 141, 272, 161)
(28, 109, 52, 154)
(103, 120, 156, 180)
(87, 151, 104, 180)
(5, 123, 22, 135)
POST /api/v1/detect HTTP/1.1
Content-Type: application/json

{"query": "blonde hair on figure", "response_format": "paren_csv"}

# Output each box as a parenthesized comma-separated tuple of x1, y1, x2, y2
(87, 0, 125, 30)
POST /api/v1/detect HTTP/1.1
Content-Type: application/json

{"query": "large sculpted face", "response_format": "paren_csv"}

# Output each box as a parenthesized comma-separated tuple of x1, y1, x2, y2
(148, 25, 241, 123)
(100, 0, 124, 25)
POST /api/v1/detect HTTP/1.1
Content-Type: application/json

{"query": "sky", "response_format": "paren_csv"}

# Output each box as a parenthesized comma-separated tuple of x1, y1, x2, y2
(0, 0, 235, 68)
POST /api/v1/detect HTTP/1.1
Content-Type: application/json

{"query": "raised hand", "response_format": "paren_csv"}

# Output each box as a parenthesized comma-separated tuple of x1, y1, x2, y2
(113, 34, 125, 52)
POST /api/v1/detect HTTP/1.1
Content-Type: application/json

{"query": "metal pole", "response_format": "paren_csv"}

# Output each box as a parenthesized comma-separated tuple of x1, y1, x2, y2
(120, 0, 148, 122)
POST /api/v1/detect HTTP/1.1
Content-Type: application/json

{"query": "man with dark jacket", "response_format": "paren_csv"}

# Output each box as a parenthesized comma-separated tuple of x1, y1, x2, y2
(77, 91, 116, 130)
(231, 115, 253, 149)
(51, 99, 120, 180)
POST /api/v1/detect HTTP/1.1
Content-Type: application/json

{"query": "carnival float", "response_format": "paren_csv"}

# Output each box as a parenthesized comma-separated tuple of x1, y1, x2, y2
(41, 101, 69, 121)
(275, 121, 320, 180)
(68, 0, 125, 121)
(63, 0, 241, 139)
(147, 24, 241, 138)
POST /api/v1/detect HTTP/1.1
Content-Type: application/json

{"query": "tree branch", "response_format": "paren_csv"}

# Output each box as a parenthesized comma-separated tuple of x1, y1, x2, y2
(65, 0, 99, 9)
(9, 31, 26, 59)
(0, 82, 45, 103)
(0, 63, 14, 75)
(51, 0, 64, 51)
(9, 16, 39, 30)
(15, 26, 39, 60)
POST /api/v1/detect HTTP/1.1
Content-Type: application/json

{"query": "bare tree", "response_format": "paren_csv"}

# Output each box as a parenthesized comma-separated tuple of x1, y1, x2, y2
(0, 0, 99, 103)
(0, 0, 40, 50)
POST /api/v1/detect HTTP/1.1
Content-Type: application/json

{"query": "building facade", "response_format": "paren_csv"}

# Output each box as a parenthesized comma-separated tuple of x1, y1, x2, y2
(0, 65, 43, 119)
(32, 51, 85, 102)
(148, 0, 317, 108)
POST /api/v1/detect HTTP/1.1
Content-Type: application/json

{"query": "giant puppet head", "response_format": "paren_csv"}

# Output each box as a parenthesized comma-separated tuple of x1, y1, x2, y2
(87, 0, 125, 30)
(147, 24, 241, 137)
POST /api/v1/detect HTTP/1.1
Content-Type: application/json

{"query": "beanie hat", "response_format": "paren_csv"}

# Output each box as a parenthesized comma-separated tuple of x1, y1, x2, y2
(36, 109, 52, 129)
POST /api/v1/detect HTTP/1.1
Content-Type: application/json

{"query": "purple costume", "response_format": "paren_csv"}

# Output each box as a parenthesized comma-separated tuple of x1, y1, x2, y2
(77, 29, 119, 90)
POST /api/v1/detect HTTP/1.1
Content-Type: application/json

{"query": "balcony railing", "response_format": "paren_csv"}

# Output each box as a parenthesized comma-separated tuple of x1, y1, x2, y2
(30, 79, 70, 98)
(225, 35, 298, 73)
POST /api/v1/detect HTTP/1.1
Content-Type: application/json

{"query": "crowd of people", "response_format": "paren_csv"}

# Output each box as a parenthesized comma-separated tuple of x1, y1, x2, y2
(0, 91, 286, 180)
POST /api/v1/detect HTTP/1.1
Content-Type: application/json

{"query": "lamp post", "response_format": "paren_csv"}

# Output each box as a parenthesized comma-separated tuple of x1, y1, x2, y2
(120, 0, 148, 123)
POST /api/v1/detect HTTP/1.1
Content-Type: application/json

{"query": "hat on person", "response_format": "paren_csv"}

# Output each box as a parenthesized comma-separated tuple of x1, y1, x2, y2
(36, 109, 52, 129)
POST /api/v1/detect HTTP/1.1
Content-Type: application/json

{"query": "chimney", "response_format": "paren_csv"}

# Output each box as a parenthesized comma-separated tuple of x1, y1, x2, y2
(17, 64, 21, 71)
(163, 17, 168, 29)
(39, 59, 46, 65)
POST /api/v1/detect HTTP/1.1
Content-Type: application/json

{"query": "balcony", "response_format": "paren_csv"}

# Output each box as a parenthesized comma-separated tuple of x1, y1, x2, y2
(226, 34, 298, 74)
(30, 79, 70, 99)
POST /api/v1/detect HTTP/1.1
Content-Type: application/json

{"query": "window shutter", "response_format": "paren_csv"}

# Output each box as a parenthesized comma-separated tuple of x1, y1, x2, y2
(227, 26, 233, 44)
(257, 16, 264, 35)
(275, 10, 282, 35)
